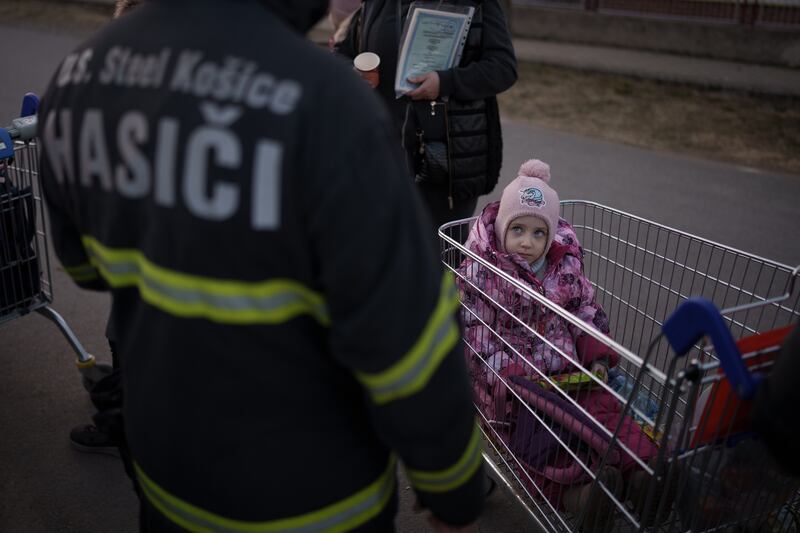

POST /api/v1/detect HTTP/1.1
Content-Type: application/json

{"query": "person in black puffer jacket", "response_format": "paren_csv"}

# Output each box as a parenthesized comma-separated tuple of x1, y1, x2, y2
(335, 0, 517, 238)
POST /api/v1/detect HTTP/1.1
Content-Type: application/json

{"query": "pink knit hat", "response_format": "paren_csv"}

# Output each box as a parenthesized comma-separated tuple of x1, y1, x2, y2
(495, 159, 560, 255)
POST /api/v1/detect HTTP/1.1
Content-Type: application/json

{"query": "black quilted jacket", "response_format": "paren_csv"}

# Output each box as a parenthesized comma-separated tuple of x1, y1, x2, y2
(337, 0, 517, 199)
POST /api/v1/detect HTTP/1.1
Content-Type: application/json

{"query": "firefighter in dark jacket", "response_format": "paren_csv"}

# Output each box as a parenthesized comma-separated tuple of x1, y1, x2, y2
(335, 0, 517, 235)
(38, 0, 486, 530)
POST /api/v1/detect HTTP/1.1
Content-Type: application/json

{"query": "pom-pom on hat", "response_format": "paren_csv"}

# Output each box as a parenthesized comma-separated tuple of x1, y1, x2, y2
(495, 159, 560, 255)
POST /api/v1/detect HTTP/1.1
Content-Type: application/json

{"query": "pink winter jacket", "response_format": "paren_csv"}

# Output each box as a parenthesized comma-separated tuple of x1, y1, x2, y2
(459, 201, 615, 375)
(458, 202, 658, 477)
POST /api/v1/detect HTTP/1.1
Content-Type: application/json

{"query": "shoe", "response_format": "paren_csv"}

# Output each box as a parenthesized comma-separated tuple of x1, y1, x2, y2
(629, 458, 678, 527)
(563, 466, 623, 533)
(69, 424, 120, 457)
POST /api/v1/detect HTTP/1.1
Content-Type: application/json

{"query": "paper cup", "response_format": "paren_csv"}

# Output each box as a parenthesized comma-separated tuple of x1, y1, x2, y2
(354, 52, 380, 72)
(354, 52, 380, 88)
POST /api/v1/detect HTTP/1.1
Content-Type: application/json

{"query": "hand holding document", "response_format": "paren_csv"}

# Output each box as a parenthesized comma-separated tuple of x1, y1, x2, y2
(395, 2, 474, 98)
(405, 71, 440, 100)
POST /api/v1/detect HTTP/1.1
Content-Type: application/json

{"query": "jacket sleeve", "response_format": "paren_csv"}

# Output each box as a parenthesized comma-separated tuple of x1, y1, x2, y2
(332, 4, 361, 59)
(564, 255, 618, 368)
(437, 0, 517, 101)
(306, 108, 485, 527)
(38, 106, 106, 291)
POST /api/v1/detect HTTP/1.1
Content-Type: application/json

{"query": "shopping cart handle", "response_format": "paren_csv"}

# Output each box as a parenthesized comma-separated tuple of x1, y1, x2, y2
(20, 92, 39, 118)
(0, 128, 13, 159)
(663, 297, 759, 399)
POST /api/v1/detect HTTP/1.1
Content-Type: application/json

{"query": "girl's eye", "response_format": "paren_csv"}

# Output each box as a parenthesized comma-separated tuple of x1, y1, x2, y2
(511, 227, 523, 234)
(534, 230, 546, 237)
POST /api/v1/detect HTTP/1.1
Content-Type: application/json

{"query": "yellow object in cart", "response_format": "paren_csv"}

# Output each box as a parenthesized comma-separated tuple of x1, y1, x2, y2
(533, 370, 605, 391)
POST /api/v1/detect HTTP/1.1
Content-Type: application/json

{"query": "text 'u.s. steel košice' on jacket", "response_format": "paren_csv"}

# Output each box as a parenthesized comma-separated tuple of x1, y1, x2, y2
(37, 1, 485, 531)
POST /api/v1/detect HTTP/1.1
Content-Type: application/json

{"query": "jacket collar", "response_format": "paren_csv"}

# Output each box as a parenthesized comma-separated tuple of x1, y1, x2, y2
(260, 0, 329, 32)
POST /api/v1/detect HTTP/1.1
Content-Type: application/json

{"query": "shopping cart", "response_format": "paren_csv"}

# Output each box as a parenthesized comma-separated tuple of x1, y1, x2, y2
(1, 94, 107, 385)
(440, 200, 800, 532)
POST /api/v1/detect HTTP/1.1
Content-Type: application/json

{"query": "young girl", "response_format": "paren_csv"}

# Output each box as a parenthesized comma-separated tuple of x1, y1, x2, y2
(458, 159, 662, 531)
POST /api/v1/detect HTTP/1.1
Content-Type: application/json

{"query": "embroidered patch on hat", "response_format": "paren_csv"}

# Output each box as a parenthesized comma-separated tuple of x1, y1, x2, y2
(519, 187, 545, 208)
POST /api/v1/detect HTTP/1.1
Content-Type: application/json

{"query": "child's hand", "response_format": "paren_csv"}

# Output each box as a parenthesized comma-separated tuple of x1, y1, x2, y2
(591, 361, 608, 383)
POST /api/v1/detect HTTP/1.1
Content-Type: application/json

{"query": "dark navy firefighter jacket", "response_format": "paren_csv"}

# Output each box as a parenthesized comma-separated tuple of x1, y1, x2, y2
(38, 0, 485, 530)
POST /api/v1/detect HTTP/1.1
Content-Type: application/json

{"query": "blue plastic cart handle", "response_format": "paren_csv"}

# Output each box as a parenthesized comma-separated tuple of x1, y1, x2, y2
(21, 93, 39, 118)
(662, 297, 759, 399)
(0, 128, 13, 159)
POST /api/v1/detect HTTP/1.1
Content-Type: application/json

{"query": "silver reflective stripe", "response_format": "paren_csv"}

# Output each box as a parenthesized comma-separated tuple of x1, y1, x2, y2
(81, 236, 330, 326)
(135, 457, 396, 533)
(406, 424, 483, 493)
(368, 309, 456, 399)
(95, 255, 326, 318)
(357, 273, 460, 404)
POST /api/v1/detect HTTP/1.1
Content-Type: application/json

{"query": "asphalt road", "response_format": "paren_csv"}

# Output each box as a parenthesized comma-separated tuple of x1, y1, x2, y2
(1, 19, 798, 533)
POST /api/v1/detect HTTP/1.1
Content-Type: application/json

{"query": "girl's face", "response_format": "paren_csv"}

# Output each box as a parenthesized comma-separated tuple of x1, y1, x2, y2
(504, 215, 548, 265)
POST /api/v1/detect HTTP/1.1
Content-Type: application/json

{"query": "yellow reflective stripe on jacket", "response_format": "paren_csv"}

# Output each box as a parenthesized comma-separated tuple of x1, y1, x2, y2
(134, 457, 396, 533)
(406, 424, 483, 493)
(63, 262, 99, 282)
(356, 272, 460, 405)
(81, 236, 330, 326)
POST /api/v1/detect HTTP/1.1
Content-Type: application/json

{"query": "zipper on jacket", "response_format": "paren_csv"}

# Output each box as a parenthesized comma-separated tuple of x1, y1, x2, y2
(428, 100, 453, 211)
(401, 103, 414, 177)
(442, 101, 454, 210)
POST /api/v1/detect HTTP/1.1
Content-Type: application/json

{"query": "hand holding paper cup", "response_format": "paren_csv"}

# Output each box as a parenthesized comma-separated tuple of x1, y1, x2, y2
(354, 52, 380, 89)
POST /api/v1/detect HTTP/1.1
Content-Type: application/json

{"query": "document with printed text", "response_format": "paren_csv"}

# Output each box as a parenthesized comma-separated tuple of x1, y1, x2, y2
(395, 3, 474, 97)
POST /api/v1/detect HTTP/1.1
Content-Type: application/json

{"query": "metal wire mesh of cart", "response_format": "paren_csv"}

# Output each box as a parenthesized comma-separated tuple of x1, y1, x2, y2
(439, 200, 800, 532)
(0, 117, 52, 324)
(561, 200, 799, 397)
